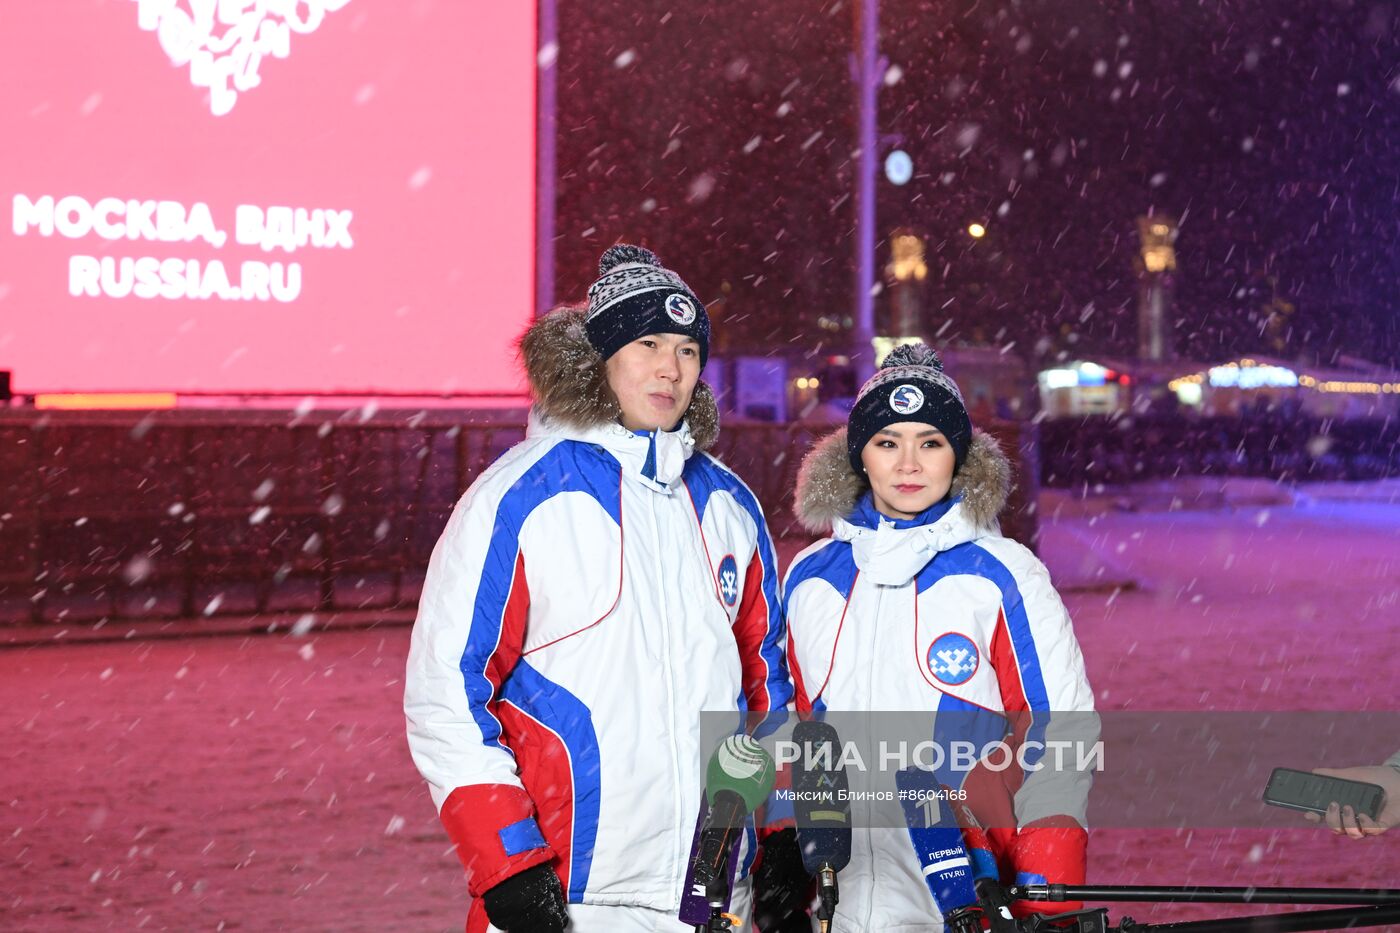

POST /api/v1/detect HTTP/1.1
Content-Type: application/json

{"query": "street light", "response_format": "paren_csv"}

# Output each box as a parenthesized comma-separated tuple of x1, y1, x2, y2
(884, 149, 914, 186)
(968, 223, 986, 239)
(851, 0, 883, 385)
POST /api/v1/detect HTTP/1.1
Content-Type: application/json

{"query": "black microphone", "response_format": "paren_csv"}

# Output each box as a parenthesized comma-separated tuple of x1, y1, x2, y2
(792, 720, 853, 932)
(694, 735, 778, 897)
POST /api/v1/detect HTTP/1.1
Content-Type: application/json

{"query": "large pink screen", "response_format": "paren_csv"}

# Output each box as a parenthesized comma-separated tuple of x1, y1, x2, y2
(0, 0, 535, 396)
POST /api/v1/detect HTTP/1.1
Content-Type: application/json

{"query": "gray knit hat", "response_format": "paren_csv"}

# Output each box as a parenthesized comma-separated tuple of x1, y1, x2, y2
(584, 244, 710, 367)
(846, 343, 972, 473)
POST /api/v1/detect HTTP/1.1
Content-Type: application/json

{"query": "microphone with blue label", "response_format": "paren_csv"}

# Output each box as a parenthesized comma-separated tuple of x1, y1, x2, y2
(895, 767, 984, 933)
(791, 719, 852, 933)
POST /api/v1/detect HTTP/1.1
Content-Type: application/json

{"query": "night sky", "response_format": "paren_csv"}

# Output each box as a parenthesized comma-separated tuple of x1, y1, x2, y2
(553, 0, 1398, 369)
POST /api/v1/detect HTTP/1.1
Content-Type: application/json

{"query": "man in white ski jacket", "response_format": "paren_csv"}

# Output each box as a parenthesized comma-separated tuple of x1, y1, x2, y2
(405, 245, 792, 933)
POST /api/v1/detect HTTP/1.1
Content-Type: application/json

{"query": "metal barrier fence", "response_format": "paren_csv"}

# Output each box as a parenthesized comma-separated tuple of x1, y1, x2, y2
(0, 410, 1037, 626)
(1039, 414, 1400, 487)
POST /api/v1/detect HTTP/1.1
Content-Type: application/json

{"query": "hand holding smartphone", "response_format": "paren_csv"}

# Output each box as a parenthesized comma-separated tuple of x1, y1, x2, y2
(1263, 767, 1386, 819)
(1263, 766, 1396, 840)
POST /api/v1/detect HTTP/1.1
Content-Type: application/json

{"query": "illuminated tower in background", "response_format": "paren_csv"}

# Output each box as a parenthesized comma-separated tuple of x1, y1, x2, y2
(886, 229, 928, 338)
(1135, 215, 1178, 361)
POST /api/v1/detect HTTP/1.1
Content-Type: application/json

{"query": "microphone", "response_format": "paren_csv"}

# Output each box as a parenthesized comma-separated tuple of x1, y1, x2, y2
(791, 719, 852, 932)
(955, 803, 1022, 933)
(693, 735, 777, 897)
(895, 768, 982, 933)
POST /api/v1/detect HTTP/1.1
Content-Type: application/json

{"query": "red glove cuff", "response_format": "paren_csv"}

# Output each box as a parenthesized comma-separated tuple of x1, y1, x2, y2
(1009, 821, 1087, 918)
(440, 784, 555, 897)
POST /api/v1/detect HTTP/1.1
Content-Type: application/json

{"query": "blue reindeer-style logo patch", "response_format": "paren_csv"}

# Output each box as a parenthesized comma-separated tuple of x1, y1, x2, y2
(717, 554, 739, 606)
(926, 632, 978, 685)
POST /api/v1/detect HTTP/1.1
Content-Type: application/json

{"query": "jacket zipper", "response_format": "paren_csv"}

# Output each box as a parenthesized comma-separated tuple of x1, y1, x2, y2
(651, 489, 686, 904)
(864, 579, 884, 932)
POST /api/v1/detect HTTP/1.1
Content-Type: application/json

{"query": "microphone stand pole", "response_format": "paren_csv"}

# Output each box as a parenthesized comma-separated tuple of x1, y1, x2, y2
(815, 861, 840, 933)
(697, 873, 741, 933)
(1003, 882, 1400, 933)
(1012, 884, 1400, 906)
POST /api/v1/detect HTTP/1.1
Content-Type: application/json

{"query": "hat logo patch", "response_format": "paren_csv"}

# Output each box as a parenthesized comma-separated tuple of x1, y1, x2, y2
(665, 293, 697, 325)
(927, 632, 979, 685)
(717, 554, 739, 606)
(890, 384, 925, 415)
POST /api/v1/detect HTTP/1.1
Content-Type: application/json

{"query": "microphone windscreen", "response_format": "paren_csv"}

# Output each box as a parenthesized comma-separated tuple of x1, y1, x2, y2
(706, 734, 776, 814)
(791, 719, 853, 874)
(896, 768, 977, 914)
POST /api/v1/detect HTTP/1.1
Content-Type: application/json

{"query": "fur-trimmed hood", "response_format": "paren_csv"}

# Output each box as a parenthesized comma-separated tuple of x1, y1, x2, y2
(516, 305, 719, 450)
(794, 427, 1011, 536)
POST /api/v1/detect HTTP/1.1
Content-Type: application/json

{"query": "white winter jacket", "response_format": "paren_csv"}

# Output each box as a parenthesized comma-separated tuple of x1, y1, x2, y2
(783, 429, 1096, 932)
(404, 309, 791, 930)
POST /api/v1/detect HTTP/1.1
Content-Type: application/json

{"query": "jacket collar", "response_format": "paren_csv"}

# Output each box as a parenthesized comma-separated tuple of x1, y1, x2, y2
(844, 492, 957, 531)
(527, 408, 696, 493)
(832, 492, 983, 587)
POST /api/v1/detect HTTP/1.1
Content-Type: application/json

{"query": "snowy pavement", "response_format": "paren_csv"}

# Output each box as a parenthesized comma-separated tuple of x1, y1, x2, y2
(1039, 491, 1400, 924)
(3, 493, 1398, 930)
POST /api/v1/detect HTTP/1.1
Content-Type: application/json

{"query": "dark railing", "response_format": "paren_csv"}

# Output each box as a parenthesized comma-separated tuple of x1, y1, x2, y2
(0, 410, 1038, 627)
(1040, 413, 1400, 488)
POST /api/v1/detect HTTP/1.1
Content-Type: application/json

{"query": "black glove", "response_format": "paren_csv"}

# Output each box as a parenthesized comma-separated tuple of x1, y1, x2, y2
(481, 863, 569, 932)
(751, 828, 812, 932)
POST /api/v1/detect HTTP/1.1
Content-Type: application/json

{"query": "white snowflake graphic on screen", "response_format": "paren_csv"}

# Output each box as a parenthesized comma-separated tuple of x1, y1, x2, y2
(132, 0, 351, 116)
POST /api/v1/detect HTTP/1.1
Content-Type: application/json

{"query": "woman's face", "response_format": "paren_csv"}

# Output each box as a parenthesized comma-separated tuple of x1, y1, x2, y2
(860, 422, 956, 519)
(605, 333, 701, 432)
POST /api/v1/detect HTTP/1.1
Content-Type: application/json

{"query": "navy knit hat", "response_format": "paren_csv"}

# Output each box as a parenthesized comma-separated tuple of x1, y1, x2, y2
(585, 244, 710, 367)
(846, 343, 973, 473)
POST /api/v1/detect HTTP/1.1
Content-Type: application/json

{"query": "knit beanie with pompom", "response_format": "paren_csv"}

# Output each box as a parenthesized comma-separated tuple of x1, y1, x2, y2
(584, 243, 709, 367)
(845, 343, 972, 473)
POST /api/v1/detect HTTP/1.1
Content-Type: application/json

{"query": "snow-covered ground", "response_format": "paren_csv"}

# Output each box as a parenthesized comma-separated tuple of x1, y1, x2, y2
(2, 485, 1397, 931)
(1038, 483, 1400, 925)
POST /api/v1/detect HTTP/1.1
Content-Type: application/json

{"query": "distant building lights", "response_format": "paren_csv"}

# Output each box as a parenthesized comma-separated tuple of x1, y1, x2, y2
(1208, 364, 1298, 389)
(1175, 382, 1203, 406)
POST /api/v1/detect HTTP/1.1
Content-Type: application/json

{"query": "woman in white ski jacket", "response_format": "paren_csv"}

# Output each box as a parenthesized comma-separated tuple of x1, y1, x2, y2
(405, 245, 792, 933)
(776, 343, 1096, 932)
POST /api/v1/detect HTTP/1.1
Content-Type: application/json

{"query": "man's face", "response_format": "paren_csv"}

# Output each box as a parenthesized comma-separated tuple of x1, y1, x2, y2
(605, 333, 702, 432)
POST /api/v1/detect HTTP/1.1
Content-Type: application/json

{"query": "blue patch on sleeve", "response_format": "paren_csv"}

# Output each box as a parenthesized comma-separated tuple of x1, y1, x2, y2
(499, 817, 547, 857)
(969, 846, 998, 881)
(1015, 870, 1050, 886)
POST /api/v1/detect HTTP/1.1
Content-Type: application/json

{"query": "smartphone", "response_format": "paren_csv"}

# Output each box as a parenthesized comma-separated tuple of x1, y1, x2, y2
(1262, 767, 1386, 820)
